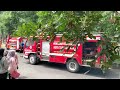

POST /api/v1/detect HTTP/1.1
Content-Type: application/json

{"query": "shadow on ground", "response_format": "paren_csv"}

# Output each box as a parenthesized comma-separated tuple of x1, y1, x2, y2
(36, 62, 120, 79)
(80, 67, 120, 79)
(104, 69, 120, 79)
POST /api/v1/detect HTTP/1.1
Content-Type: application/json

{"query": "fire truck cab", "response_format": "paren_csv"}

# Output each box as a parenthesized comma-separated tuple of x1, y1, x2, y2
(24, 34, 102, 73)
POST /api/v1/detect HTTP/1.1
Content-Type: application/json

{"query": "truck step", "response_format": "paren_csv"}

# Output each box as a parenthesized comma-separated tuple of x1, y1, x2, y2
(83, 59, 94, 62)
(82, 65, 91, 67)
(41, 59, 49, 61)
(86, 60, 93, 62)
(42, 56, 49, 60)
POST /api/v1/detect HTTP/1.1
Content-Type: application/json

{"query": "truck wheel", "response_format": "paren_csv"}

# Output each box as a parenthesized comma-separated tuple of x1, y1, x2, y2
(16, 50, 19, 52)
(29, 54, 37, 65)
(66, 59, 80, 73)
(20, 49, 23, 53)
(36, 57, 40, 64)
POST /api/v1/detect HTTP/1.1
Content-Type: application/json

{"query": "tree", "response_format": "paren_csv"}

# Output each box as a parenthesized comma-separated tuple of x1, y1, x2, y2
(12, 21, 38, 38)
(0, 11, 12, 41)
(5, 11, 38, 35)
(0, 11, 38, 39)
(36, 11, 120, 73)
(97, 11, 120, 72)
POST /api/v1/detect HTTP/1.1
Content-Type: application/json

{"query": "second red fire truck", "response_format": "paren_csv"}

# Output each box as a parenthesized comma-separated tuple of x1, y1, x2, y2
(6, 35, 27, 52)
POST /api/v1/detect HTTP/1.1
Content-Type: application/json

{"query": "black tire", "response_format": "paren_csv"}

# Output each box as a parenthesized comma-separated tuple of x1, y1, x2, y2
(19, 49, 23, 53)
(29, 54, 37, 65)
(66, 59, 80, 73)
(36, 57, 40, 64)
(16, 50, 19, 52)
(20, 47, 24, 53)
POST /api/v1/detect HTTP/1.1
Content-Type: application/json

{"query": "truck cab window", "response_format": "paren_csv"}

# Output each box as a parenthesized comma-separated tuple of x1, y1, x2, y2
(26, 39, 34, 47)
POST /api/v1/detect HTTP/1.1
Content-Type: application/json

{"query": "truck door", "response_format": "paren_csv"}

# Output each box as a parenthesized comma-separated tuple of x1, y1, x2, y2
(36, 39, 50, 61)
(41, 41, 50, 61)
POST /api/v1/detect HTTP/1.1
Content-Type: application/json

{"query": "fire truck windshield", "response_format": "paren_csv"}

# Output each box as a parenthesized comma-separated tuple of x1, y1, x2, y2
(26, 39, 34, 47)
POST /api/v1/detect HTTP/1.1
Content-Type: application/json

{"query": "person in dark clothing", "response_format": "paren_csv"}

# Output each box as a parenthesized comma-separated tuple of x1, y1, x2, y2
(0, 49, 9, 79)
(21, 41, 24, 49)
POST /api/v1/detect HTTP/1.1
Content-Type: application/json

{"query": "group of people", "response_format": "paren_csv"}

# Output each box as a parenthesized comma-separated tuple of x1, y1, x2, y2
(0, 48, 19, 79)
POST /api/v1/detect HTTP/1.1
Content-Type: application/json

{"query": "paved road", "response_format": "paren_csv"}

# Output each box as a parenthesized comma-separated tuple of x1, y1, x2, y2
(15, 52, 120, 79)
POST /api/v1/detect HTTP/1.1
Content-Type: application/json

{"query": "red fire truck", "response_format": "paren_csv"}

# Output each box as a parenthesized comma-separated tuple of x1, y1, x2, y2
(23, 34, 102, 73)
(6, 35, 27, 52)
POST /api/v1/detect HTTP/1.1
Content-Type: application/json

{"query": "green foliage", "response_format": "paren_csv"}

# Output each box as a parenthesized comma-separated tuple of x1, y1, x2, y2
(12, 21, 38, 38)
(0, 11, 38, 38)
(96, 34, 120, 73)
(36, 11, 103, 42)
(0, 11, 12, 38)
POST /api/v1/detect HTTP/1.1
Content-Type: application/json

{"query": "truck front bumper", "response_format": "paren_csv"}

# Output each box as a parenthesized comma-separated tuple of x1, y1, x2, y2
(23, 55, 28, 59)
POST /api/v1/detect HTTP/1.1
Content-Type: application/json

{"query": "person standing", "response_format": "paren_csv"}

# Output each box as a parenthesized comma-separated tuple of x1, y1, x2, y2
(7, 50, 19, 79)
(0, 49, 9, 79)
(21, 41, 24, 52)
